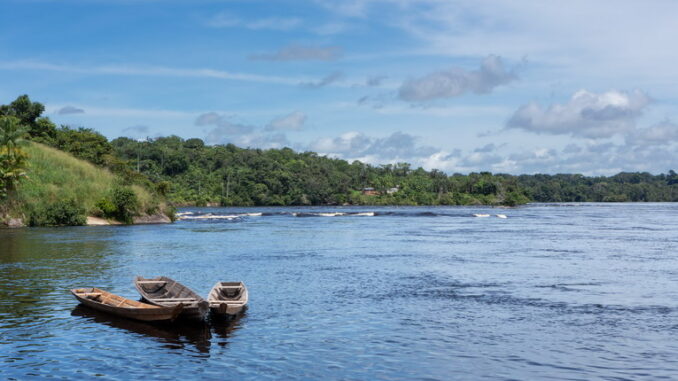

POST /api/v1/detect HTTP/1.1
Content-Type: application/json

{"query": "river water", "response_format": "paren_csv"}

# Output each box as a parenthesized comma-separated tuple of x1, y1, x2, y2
(1, 203, 677, 380)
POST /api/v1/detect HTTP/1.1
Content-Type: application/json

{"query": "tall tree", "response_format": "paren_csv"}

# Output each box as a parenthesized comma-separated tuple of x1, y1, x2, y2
(0, 95, 56, 143)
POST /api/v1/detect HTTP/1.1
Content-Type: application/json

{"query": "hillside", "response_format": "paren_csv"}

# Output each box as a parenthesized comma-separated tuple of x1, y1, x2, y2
(1, 142, 171, 226)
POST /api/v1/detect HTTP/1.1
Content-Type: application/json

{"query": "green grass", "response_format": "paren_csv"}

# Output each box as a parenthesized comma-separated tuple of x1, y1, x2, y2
(13, 142, 159, 222)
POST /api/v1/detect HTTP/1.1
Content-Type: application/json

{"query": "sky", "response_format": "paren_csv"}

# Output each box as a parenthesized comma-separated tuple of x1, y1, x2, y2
(1, 0, 677, 175)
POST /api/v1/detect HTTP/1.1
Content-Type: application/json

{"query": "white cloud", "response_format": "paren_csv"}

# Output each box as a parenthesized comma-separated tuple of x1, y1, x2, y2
(46, 104, 192, 119)
(266, 111, 307, 131)
(196, 112, 255, 143)
(626, 120, 678, 147)
(251, 45, 342, 61)
(232, 133, 291, 149)
(398, 55, 516, 101)
(507, 89, 652, 138)
(386, 1, 678, 82)
(121, 125, 150, 139)
(310, 131, 438, 162)
(0, 60, 307, 86)
(206, 13, 301, 30)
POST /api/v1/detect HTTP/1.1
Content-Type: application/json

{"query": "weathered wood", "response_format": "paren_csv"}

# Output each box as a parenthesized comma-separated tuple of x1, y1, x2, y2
(152, 298, 198, 301)
(207, 281, 248, 317)
(134, 276, 208, 321)
(70, 287, 183, 322)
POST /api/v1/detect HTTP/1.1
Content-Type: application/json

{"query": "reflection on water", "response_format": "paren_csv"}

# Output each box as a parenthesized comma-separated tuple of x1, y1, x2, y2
(70, 305, 245, 354)
(2, 204, 678, 380)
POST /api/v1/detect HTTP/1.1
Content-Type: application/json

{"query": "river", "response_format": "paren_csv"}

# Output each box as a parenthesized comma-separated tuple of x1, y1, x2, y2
(1, 203, 677, 380)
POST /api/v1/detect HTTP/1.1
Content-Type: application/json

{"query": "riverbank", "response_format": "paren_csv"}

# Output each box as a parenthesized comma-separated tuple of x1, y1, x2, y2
(1, 212, 173, 228)
(0, 142, 173, 228)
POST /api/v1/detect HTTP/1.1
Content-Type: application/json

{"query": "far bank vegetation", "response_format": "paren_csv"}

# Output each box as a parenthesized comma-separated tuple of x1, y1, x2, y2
(2, 94, 678, 227)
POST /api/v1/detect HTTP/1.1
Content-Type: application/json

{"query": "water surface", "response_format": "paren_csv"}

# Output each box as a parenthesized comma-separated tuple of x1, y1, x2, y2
(1, 204, 678, 380)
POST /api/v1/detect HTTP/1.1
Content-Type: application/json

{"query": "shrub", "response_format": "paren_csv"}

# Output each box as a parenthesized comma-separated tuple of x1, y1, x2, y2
(29, 199, 86, 226)
(94, 197, 116, 217)
(111, 186, 138, 223)
(156, 181, 171, 197)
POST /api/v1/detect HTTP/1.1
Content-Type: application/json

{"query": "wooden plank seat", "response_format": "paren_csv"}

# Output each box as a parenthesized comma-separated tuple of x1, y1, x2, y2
(134, 276, 210, 320)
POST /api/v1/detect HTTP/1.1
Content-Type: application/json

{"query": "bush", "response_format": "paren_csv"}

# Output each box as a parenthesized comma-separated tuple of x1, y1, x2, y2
(94, 197, 116, 217)
(111, 186, 138, 223)
(29, 199, 86, 226)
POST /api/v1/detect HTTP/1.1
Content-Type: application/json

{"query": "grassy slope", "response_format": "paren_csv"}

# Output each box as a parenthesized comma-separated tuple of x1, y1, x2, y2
(15, 142, 157, 220)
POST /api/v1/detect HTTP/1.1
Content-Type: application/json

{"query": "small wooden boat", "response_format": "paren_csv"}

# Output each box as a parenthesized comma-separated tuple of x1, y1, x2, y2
(207, 281, 248, 316)
(134, 276, 209, 320)
(70, 287, 183, 322)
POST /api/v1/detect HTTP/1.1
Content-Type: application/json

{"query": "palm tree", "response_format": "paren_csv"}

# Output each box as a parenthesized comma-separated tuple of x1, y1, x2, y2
(0, 116, 29, 198)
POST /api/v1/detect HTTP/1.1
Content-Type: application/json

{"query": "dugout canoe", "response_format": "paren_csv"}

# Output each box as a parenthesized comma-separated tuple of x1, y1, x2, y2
(70, 287, 183, 322)
(134, 276, 209, 320)
(207, 281, 249, 316)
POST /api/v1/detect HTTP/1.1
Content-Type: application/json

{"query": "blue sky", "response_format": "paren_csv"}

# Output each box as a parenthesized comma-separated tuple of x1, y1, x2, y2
(1, 0, 677, 175)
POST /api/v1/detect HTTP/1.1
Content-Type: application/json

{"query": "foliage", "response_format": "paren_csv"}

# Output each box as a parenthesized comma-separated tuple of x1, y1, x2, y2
(110, 186, 138, 223)
(516, 173, 678, 202)
(3, 94, 677, 218)
(109, 137, 532, 206)
(52, 126, 113, 165)
(107, 134, 678, 206)
(11, 143, 159, 225)
(29, 198, 86, 226)
(0, 95, 56, 144)
(94, 197, 116, 217)
(0, 116, 30, 199)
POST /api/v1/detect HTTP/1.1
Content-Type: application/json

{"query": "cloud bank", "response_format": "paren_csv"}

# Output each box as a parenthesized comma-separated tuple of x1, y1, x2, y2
(310, 131, 438, 162)
(507, 89, 652, 138)
(399, 55, 516, 101)
(266, 111, 307, 131)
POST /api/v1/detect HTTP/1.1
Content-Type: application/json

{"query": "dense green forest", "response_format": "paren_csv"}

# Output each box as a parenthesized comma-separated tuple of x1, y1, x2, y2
(2, 94, 678, 223)
(516, 172, 678, 202)
(109, 136, 530, 206)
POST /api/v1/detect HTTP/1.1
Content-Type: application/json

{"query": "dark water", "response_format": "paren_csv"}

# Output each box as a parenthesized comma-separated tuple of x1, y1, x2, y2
(1, 204, 678, 380)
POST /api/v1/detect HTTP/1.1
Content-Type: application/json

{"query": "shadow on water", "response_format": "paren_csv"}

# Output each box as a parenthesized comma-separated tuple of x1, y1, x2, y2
(71, 305, 213, 353)
(70, 305, 246, 353)
(210, 309, 247, 343)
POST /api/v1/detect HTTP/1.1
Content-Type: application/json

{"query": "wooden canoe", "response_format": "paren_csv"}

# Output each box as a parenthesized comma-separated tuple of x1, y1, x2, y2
(70, 287, 183, 322)
(134, 276, 209, 320)
(207, 281, 248, 316)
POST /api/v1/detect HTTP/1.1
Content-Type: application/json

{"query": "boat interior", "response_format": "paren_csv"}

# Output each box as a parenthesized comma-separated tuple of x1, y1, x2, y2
(73, 288, 152, 308)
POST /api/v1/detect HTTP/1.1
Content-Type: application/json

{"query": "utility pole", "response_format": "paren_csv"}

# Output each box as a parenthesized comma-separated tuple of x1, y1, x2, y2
(226, 170, 231, 200)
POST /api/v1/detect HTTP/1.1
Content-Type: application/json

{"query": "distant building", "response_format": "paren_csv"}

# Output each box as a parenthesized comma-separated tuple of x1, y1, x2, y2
(361, 187, 380, 196)
(386, 186, 399, 194)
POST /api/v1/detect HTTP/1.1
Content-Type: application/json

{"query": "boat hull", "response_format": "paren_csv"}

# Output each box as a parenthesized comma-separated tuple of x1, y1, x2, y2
(134, 276, 209, 321)
(207, 281, 248, 317)
(71, 288, 183, 322)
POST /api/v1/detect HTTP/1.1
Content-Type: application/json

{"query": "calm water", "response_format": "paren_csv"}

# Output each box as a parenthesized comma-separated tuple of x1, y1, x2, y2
(1, 203, 678, 380)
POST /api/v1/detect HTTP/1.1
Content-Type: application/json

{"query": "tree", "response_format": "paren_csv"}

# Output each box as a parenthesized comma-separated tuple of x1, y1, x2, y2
(0, 116, 29, 198)
(53, 126, 113, 165)
(0, 95, 56, 143)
